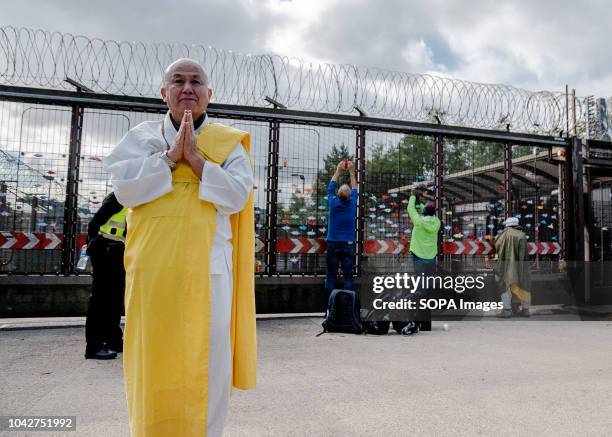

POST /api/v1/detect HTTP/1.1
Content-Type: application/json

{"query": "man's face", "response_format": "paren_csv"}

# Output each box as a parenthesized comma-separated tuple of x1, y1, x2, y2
(161, 62, 212, 121)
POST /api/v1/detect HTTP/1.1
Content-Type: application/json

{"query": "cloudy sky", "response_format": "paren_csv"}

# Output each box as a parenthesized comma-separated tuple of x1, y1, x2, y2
(2, 0, 611, 96)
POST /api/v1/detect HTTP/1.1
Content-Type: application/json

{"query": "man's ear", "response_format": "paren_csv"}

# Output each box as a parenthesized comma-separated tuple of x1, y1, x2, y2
(160, 86, 167, 102)
(207, 87, 213, 100)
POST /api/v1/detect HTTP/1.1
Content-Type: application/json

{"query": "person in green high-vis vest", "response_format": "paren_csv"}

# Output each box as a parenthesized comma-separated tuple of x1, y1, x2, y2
(406, 186, 441, 332)
(84, 192, 126, 360)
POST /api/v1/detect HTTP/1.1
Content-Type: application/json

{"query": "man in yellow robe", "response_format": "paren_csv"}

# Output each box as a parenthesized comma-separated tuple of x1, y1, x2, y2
(104, 59, 256, 436)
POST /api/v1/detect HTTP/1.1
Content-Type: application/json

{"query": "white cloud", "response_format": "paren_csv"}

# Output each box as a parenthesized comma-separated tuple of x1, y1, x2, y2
(401, 40, 437, 72)
(258, 0, 342, 64)
(0, 0, 610, 97)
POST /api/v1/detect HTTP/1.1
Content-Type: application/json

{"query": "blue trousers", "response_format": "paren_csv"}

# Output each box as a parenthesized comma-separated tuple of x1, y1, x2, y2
(325, 241, 355, 303)
(412, 253, 437, 292)
(412, 253, 436, 327)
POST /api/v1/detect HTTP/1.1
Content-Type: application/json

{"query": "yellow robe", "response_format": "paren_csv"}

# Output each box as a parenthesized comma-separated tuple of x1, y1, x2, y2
(123, 124, 256, 437)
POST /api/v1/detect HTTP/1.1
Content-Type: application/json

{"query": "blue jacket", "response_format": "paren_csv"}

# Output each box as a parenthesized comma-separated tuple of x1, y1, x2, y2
(327, 181, 357, 241)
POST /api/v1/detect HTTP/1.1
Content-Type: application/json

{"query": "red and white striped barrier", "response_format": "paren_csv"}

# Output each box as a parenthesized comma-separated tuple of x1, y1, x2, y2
(276, 238, 326, 254)
(255, 237, 265, 253)
(444, 240, 560, 256)
(527, 242, 561, 255)
(0, 232, 62, 250)
(443, 240, 494, 255)
(364, 239, 407, 254)
(5, 232, 562, 257)
(0, 232, 86, 250)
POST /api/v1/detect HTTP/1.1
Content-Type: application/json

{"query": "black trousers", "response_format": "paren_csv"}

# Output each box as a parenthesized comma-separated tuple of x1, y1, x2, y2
(85, 238, 125, 352)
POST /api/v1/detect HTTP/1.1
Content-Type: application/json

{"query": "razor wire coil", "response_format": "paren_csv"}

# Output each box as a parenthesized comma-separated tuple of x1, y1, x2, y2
(0, 25, 598, 136)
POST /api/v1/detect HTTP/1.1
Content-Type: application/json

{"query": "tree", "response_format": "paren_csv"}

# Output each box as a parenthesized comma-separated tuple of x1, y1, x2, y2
(314, 134, 524, 202)
(314, 143, 353, 201)
(444, 139, 505, 172)
(365, 135, 437, 195)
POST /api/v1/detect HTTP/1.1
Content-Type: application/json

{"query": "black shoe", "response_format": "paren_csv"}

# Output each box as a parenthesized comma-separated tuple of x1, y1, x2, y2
(85, 348, 117, 360)
(107, 343, 123, 353)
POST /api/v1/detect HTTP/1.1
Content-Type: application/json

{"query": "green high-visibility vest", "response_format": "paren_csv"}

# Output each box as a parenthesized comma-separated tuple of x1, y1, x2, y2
(99, 208, 127, 241)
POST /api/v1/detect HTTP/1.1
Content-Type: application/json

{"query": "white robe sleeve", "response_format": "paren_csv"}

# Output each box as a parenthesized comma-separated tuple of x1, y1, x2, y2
(103, 124, 173, 208)
(199, 144, 253, 215)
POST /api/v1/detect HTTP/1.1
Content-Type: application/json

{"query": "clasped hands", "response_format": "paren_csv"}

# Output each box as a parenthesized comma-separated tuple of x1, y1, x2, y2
(166, 110, 205, 178)
(167, 110, 202, 165)
(335, 160, 355, 173)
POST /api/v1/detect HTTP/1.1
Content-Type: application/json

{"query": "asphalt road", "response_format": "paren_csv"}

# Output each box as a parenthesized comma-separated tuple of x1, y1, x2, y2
(1, 318, 611, 436)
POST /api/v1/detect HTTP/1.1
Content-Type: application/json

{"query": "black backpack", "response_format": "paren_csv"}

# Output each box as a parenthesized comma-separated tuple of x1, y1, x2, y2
(319, 289, 362, 335)
(392, 321, 409, 334)
(363, 320, 390, 335)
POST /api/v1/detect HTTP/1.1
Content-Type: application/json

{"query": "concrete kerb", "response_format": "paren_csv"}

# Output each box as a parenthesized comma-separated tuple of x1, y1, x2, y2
(3, 305, 612, 332)
(0, 313, 325, 331)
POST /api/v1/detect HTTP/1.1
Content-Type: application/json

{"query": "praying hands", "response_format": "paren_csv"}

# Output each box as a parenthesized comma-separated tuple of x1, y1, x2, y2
(167, 110, 205, 178)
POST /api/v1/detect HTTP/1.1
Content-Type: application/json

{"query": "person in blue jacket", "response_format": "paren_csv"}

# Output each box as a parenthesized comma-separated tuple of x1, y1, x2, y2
(325, 160, 358, 305)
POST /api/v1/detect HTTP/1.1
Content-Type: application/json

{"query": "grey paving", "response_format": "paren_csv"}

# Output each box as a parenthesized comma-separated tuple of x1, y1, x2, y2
(1, 318, 612, 436)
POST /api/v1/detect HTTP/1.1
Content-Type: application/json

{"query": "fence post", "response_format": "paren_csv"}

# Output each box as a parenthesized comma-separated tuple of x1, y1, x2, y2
(434, 134, 444, 260)
(61, 104, 84, 275)
(264, 121, 280, 276)
(355, 127, 366, 275)
(572, 137, 585, 261)
(29, 196, 38, 232)
(503, 143, 512, 219)
(572, 137, 591, 302)
(560, 140, 574, 259)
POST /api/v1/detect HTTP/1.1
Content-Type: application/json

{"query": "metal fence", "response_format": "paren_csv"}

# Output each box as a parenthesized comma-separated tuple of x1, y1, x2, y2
(0, 85, 572, 276)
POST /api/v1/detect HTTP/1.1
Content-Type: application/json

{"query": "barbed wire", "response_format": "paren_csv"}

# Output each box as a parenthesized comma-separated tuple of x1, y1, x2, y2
(0, 25, 600, 136)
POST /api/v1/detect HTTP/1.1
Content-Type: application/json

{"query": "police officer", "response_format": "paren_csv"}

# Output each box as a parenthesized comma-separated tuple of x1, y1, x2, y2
(84, 192, 126, 360)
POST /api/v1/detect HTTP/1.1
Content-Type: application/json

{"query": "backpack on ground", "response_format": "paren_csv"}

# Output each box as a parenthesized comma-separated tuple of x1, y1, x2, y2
(392, 320, 409, 334)
(319, 289, 362, 335)
(363, 320, 390, 335)
(393, 321, 420, 336)
(392, 320, 429, 335)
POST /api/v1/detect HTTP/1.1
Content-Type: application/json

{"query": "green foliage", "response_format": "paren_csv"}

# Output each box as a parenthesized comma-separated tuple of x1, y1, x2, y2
(367, 135, 433, 177)
(314, 143, 353, 200)
(285, 193, 309, 217)
(443, 139, 505, 173)
(316, 135, 515, 196)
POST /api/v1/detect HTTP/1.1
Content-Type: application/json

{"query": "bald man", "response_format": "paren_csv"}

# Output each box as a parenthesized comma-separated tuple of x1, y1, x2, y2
(104, 59, 256, 437)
